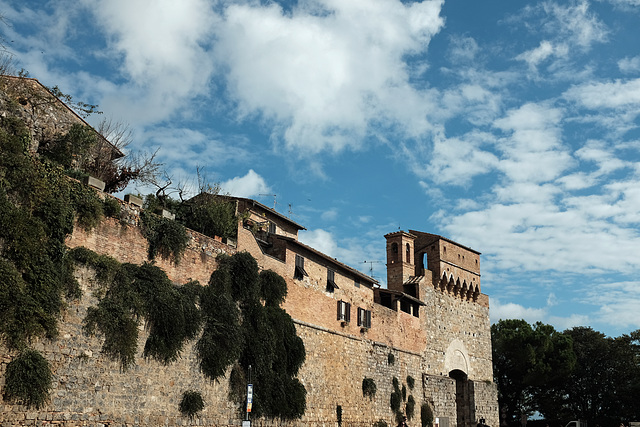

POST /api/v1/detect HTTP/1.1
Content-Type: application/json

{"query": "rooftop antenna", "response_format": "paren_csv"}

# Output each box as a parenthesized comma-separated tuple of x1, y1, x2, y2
(259, 194, 277, 210)
(363, 260, 382, 279)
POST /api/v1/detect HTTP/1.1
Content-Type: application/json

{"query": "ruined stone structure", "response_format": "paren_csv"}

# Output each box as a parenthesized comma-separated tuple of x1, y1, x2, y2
(0, 77, 499, 426)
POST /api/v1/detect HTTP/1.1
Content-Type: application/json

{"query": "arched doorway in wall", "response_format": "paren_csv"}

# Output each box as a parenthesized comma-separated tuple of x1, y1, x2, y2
(444, 339, 472, 427)
(449, 369, 471, 427)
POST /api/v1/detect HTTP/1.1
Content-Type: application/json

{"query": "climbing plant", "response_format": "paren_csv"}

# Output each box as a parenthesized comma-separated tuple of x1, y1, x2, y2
(197, 252, 307, 420)
(76, 249, 203, 369)
(363, 377, 377, 399)
(179, 390, 205, 419)
(3, 348, 52, 408)
(406, 395, 416, 420)
(421, 403, 434, 427)
(140, 210, 189, 263)
(0, 117, 109, 350)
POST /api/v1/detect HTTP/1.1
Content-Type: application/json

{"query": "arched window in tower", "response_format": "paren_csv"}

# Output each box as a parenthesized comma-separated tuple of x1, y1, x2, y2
(391, 242, 398, 263)
(406, 243, 411, 264)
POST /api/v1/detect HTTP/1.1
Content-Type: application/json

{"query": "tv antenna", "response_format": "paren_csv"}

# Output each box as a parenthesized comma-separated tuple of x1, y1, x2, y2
(259, 194, 277, 210)
(363, 260, 382, 279)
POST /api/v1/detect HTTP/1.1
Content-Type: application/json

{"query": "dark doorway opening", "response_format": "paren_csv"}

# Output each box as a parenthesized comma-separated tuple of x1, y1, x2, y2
(450, 369, 471, 427)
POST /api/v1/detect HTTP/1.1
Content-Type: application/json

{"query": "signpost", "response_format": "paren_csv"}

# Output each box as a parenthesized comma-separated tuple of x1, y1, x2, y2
(244, 365, 253, 427)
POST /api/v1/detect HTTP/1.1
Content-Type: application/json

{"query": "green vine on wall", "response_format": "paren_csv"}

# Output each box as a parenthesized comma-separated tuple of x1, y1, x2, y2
(140, 210, 189, 264)
(363, 377, 377, 399)
(3, 348, 52, 408)
(0, 117, 110, 351)
(390, 375, 417, 422)
(75, 249, 203, 370)
(0, 113, 305, 419)
(179, 390, 205, 419)
(198, 252, 307, 420)
(421, 402, 434, 427)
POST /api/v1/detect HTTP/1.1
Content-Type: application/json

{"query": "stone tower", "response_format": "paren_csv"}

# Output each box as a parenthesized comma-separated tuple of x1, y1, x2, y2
(384, 230, 417, 292)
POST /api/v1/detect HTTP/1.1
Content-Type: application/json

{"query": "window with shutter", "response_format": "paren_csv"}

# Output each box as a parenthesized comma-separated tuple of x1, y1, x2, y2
(337, 300, 350, 323)
(327, 269, 338, 292)
(294, 254, 308, 280)
(358, 307, 372, 328)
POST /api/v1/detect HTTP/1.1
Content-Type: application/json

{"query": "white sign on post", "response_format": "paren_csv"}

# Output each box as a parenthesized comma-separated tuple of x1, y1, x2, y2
(246, 384, 253, 413)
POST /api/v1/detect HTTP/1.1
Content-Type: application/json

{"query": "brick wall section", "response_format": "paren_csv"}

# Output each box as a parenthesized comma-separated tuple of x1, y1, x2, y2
(66, 202, 234, 285)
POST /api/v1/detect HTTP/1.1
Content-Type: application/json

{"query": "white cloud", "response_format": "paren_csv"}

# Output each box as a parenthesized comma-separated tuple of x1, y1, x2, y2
(214, 0, 445, 154)
(447, 36, 479, 63)
(490, 298, 590, 331)
(583, 281, 640, 332)
(425, 131, 499, 185)
(606, 0, 640, 7)
(221, 170, 271, 198)
(141, 127, 251, 171)
(65, 0, 218, 125)
(541, 1, 608, 49)
(490, 298, 548, 324)
(563, 78, 640, 109)
(618, 56, 640, 74)
(516, 40, 569, 70)
(493, 103, 571, 184)
(299, 229, 339, 258)
(321, 208, 339, 222)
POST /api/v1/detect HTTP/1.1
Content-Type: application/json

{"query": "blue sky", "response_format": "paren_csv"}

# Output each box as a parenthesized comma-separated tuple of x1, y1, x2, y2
(3, 0, 640, 338)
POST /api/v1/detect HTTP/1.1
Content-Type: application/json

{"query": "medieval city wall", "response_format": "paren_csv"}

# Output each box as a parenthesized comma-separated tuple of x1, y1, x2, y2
(1, 198, 498, 426)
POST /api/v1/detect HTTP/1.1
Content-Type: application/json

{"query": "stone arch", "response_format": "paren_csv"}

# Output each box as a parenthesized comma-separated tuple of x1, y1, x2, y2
(444, 338, 470, 375)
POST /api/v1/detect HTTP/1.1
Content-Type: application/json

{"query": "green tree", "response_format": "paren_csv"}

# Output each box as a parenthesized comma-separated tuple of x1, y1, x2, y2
(491, 319, 575, 424)
(562, 327, 640, 423)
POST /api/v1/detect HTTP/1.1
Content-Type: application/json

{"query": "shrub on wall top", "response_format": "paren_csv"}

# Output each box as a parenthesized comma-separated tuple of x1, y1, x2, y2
(140, 210, 189, 263)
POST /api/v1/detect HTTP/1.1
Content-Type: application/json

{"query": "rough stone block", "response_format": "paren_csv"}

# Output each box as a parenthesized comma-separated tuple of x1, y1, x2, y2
(83, 176, 106, 192)
(124, 194, 143, 207)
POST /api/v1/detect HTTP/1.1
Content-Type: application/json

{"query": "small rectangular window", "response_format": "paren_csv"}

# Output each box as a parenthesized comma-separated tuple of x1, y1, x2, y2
(354, 278, 360, 288)
(294, 254, 308, 280)
(337, 300, 351, 323)
(327, 269, 338, 292)
(268, 221, 276, 234)
(357, 307, 372, 328)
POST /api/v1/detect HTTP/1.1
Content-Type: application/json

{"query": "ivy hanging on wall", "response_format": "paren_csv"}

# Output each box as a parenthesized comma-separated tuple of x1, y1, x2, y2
(363, 377, 377, 399)
(3, 349, 53, 408)
(389, 375, 417, 423)
(197, 252, 307, 420)
(140, 210, 189, 264)
(74, 248, 203, 369)
(0, 117, 109, 351)
(179, 390, 205, 419)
